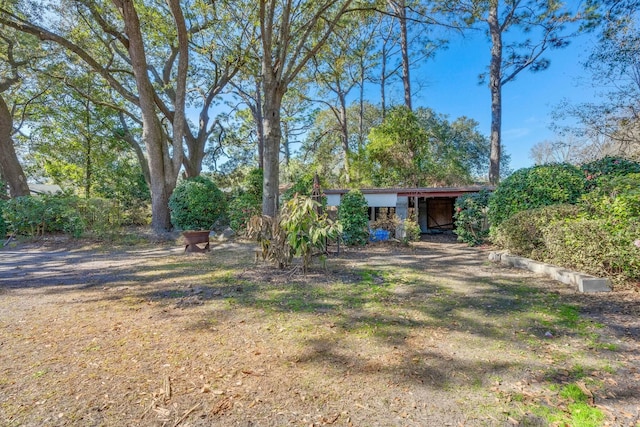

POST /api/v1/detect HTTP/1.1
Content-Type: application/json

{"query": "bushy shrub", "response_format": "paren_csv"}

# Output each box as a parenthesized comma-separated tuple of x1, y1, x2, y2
(228, 169, 263, 234)
(488, 163, 586, 227)
(402, 217, 422, 243)
(543, 218, 640, 283)
(338, 190, 369, 246)
(491, 171, 640, 285)
(454, 190, 490, 246)
(492, 204, 581, 258)
(581, 173, 640, 221)
(3, 194, 85, 238)
(581, 156, 640, 189)
(169, 176, 226, 230)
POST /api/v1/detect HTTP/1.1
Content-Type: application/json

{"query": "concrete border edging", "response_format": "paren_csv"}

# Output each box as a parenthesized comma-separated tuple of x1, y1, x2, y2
(489, 252, 611, 293)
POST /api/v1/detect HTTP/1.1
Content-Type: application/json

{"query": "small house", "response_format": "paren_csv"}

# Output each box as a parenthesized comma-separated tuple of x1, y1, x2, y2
(325, 186, 491, 233)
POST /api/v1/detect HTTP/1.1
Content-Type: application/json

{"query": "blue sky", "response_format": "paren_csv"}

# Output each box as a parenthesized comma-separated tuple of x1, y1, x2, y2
(407, 29, 599, 172)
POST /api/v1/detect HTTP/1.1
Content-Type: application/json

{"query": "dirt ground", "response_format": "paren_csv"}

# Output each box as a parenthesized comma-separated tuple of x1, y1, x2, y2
(0, 233, 639, 426)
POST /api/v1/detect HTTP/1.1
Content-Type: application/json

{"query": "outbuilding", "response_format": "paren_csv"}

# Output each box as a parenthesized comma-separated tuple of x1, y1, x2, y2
(325, 186, 492, 233)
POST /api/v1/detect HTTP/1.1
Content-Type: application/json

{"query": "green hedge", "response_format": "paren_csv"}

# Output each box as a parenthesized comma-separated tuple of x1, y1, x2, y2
(488, 164, 586, 227)
(491, 171, 640, 286)
(491, 204, 581, 258)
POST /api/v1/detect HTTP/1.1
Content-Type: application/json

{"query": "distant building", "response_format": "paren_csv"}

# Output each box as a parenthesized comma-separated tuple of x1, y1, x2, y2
(325, 186, 492, 233)
(28, 184, 63, 195)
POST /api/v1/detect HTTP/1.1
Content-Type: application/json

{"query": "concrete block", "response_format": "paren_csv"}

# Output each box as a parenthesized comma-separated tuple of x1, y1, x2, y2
(489, 252, 611, 293)
(578, 277, 611, 293)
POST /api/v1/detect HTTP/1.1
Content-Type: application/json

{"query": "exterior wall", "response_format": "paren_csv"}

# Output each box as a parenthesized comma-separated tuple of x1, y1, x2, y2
(326, 192, 397, 208)
(364, 193, 397, 207)
(326, 194, 341, 207)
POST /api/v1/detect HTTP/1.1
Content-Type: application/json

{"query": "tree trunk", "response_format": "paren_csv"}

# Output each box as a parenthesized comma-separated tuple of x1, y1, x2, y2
(114, 0, 182, 231)
(261, 87, 282, 217)
(396, 0, 412, 110)
(255, 79, 265, 170)
(488, 0, 502, 185)
(339, 93, 350, 183)
(0, 95, 30, 198)
(380, 43, 387, 119)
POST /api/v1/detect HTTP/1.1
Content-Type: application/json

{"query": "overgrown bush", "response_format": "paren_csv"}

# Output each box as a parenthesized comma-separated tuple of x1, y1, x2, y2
(169, 176, 226, 231)
(454, 190, 490, 246)
(581, 156, 640, 189)
(228, 169, 263, 234)
(3, 194, 84, 238)
(488, 163, 585, 227)
(338, 190, 369, 246)
(491, 204, 581, 258)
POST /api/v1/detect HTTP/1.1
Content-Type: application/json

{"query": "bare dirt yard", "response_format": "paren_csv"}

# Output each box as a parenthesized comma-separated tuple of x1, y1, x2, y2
(1, 233, 639, 426)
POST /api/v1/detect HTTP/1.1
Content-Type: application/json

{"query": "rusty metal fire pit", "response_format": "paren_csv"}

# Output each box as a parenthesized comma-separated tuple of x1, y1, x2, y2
(182, 230, 210, 253)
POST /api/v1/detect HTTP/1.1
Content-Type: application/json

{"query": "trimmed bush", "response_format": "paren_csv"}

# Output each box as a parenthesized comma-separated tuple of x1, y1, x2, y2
(169, 176, 226, 231)
(543, 218, 640, 283)
(488, 163, 586, 227)
(492, 204, 581, 259)
(454, 190, 491, 246)
(338, 190, 369, 246)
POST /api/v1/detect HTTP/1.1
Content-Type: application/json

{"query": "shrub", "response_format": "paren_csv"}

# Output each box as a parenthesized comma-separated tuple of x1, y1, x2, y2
(581, 156, 640, 189)
(581, 173, 640, 221)
(228, 169, 263, 234)
(488, 163, 586, 227)
(3, 194, 85, 238)
(338, 190, 369, 246)
(454, 190, 491, 246)
(543, 218, 640, 284)
(402, 216, 422, 243)
(247, 195, 341, 273)
(169, 176, 226, 231)
(492, 204, 581, 258)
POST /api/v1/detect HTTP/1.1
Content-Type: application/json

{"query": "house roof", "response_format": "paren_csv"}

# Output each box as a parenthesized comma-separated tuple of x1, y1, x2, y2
(324, 186, 493, 198)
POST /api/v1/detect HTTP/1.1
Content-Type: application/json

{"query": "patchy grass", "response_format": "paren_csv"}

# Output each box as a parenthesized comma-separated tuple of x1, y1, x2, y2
(0, 239, 637, 426)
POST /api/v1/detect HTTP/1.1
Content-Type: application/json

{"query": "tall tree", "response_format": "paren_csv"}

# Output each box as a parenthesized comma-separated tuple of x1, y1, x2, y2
(0, 22, 33, 197)
(306, 12, 378, 183)
(439, 0, 589, 184)
(0, 0, 191, 231)
(258, 0, 355, 216)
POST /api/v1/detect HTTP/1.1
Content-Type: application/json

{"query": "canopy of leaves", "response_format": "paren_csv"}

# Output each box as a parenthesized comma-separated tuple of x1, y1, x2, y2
(363, 106, 494, 187)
